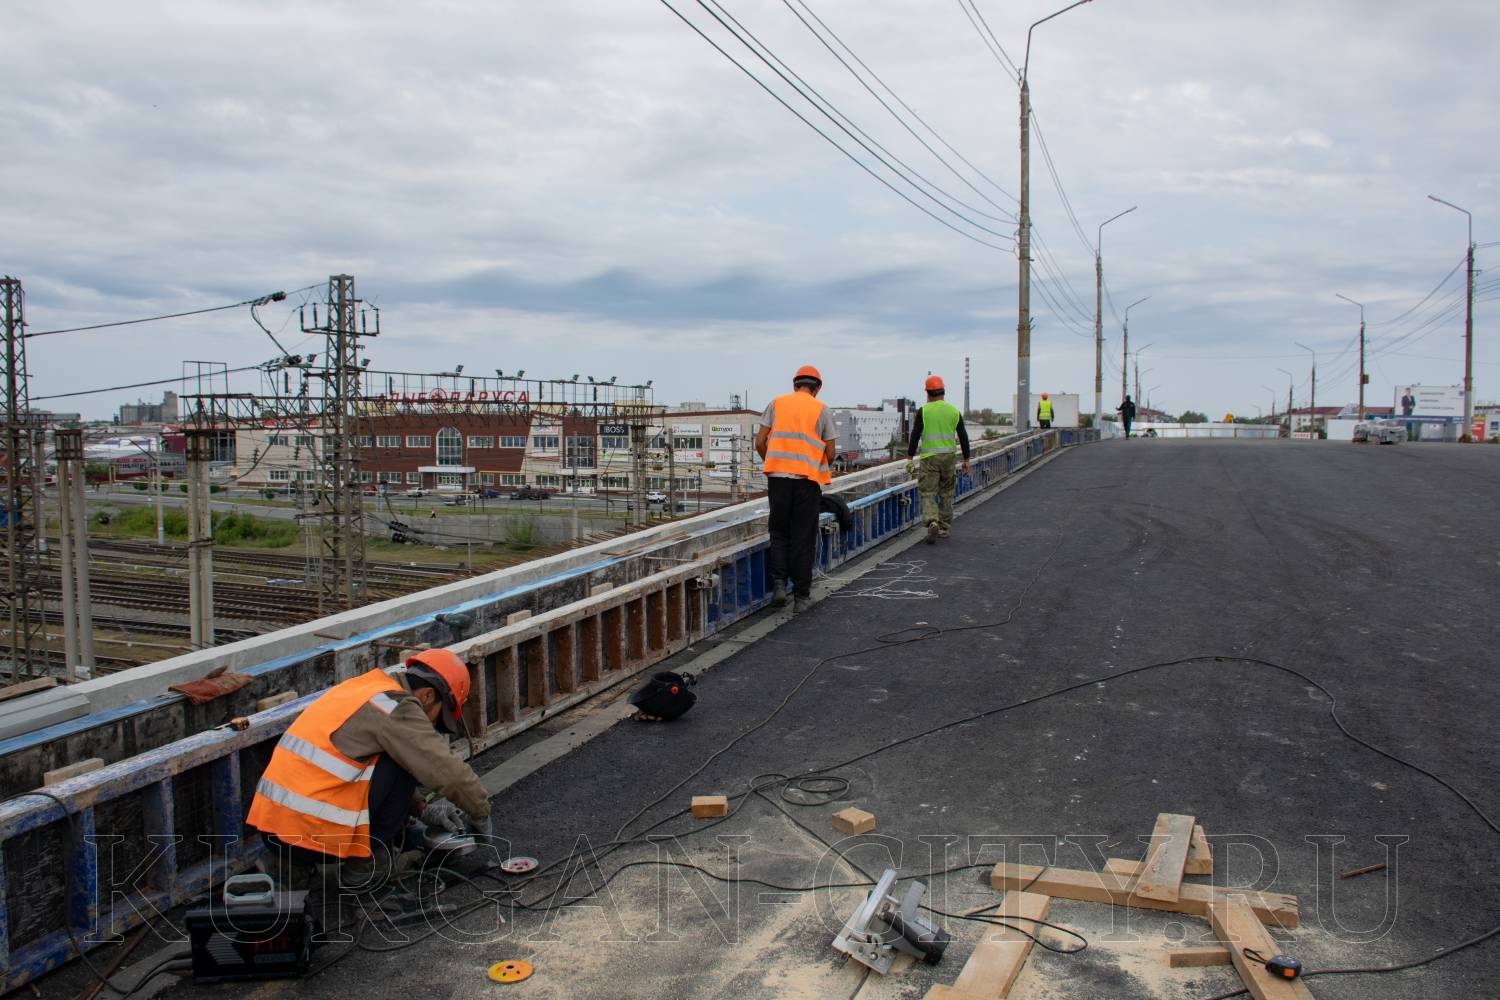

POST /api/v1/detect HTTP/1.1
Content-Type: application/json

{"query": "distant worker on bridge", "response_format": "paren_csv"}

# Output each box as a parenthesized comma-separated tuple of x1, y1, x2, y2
(756, 364, 836, 614)
(247, 648, 493, 884)
(1037, 392, 1054, 429)
(907, 375, 971, 544)
(1117, 395, 1137, 438)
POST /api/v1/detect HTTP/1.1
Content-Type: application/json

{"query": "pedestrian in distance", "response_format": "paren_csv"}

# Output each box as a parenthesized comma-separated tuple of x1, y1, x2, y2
(755, 364, 836, 614)
(1117, 395, 1137, 438)
(1037, 392, 1054, 429)
(906, 375, 971, 544)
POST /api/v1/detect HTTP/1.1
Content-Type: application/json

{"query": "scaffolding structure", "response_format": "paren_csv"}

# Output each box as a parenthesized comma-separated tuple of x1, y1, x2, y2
(1, 278, 47, 681)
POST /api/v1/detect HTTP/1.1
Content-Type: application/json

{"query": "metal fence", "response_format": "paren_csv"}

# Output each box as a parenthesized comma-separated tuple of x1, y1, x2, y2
(0, 427, 1088, 991)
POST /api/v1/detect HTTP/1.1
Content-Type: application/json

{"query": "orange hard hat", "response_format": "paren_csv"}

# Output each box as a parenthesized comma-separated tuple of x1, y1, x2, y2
(925, 375, 945, 393)
(1041, 392, 1049, 399)
(405, 648, 471, 734)
(793, 364, 822, 386)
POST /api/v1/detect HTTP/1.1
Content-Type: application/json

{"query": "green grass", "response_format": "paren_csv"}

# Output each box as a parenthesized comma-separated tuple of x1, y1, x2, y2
(99, 507, 299, 548)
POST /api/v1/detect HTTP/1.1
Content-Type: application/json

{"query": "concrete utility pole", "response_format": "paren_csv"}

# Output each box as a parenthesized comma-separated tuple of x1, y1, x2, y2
(1428, 195, 1475, 440)
(55, 430, 95, 677)
(1015, 0, 1092, 433)
(1296, 343, 1316, 434)
(1262, 384, 1278, 425)
(185, 430, 215, 648)
(1095, 206, 1137, 427)
(629, 420, 649, 528)
(1336, 294, 1366, 420)
(55, 438, 79, 674)
(963, 356, 971, 417)
(1, 277, 46, 680)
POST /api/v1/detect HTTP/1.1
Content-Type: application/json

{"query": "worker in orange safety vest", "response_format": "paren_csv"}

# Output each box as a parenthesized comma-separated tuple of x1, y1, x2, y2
(247, 648, 492, 883)
(755, 364, 836, 614)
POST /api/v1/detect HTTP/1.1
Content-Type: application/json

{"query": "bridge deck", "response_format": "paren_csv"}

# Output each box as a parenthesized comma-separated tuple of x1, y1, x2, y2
(112, 441, 1500, 998)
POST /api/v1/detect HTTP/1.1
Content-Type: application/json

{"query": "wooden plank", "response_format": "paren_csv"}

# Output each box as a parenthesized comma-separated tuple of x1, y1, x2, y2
(1166, 945, 1233, 968)
(924, 892, 1049, 1000)
(1208, 900, 1315, 999)
(989, 864, 1299, 929)
(1137, 812, 1196, 902)
(1104, 858, 1143, 877)
(254, 690, 298, 712)
(1186, 824, 1213, 876)
(43, 757, 104, 786)
(0, 676, 59, 703)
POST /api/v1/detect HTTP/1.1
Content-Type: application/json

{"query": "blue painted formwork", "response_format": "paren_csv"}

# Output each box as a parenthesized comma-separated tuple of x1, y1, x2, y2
(0, 428, 1092, 991)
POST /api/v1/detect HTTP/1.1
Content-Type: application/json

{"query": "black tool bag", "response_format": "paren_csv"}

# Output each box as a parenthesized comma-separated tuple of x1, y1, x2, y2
(627, 671, 697, 719)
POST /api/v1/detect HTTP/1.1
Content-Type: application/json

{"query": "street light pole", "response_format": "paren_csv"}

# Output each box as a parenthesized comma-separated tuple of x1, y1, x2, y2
(1335, 293, 1366, 420)
(1262, 384, 1278, 424)
(1017, 0, 1094, 433)
(1095, 206, 1137, 428)
(1276, 368, 1294, 436)
(1428, 195, 1475, 441)
(1295, 343, 1317, 435)
(1122, 296, 1149, 407)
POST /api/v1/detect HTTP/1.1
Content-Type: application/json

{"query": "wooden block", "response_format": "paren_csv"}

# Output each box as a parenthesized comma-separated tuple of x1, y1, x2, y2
(1137, 812, 1196, 901)
(43, 757, 104, 785)
(831, 807, 876, 835)
(990, 863, 1299, 929)
(1186, 824, 1213, 876)
(924, 988, 989, 1000)
(0, 676, 59, 703)
(691, 795, 728, 818)
(590, 582, 615, 596)
(506, 609, 534, 625)
(1166, 946, 1233, 968)
(1208, 900, 1315, 999)
(255, 690, 298, 712)
(924, 891, 1049, 999)
(1104, 858, 1144, 877)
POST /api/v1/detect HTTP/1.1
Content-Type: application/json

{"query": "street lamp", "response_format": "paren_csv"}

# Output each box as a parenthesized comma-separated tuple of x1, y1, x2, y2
(1428, 194, 1476, 441)
(1122, 297, 1149, 405)
(1276, 368, 1294, 435)
(1261, 384, 1278, 424)
(1335, 293, 1366, 420)
(1294, 343, 1317, 436)
(1095, 206, 1137, 427)
(1016, 0, 1095, 432)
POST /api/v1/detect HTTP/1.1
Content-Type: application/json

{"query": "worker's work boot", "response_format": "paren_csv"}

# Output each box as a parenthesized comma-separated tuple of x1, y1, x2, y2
(925, 522, 939, 545)
(793, 595, 811, 614)
(772, 581, 788, 608)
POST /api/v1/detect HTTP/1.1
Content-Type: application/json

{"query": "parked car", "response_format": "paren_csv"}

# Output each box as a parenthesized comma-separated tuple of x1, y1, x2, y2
(512, 486, 554, 500)
(404, 487, 429, 498)
(646, 490, 667, 503)
(476, 488, 503, 499)
(443, 493, 477, 506)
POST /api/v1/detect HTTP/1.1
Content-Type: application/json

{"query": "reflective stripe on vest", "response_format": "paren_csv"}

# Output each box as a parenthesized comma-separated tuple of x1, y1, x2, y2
(762, 391, 832, 485)
(919, 400, 961, 457)
(246, 667, 403, 859)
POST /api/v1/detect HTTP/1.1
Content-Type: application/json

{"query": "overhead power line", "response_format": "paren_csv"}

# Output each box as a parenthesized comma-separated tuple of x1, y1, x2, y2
(30, 362, 271, 402)
(954, 0, 1020, 78)
(657, 0, 1014, 251)
(24, 284, 321, 339)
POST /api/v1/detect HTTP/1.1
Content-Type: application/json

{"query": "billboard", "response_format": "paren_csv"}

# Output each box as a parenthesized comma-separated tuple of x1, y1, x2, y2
(1394, 385, 1463, 418)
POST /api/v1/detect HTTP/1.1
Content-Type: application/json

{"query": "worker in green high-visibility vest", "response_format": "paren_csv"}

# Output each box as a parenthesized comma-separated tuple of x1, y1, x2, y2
(905, 375, 971, 544)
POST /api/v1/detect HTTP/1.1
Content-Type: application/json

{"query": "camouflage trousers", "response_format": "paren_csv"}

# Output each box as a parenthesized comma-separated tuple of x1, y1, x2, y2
(917, 452, 957, 530)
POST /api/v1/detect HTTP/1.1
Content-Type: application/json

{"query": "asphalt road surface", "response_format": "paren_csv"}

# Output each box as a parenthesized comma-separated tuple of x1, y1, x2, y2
(136, 439, 1500, 998)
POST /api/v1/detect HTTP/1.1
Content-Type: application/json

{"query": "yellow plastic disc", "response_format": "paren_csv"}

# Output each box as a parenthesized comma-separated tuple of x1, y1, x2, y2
(488, 960, 534, 984)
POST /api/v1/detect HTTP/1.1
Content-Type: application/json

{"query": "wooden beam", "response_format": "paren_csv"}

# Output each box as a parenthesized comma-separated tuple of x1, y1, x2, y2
(989, 864, 1299, 929)
(924, 891, 1050, 1000)
(1136, 812, 1196, 901)
(1208, 900, 1315, 999)
(1186, 824, 1213, 876)
(1104, 858, 1142, 877)
(1166, 945, 1233, 968)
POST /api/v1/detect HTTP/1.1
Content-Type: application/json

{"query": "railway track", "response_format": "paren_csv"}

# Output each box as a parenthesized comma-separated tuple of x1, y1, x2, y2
(34, 609, 260, 644)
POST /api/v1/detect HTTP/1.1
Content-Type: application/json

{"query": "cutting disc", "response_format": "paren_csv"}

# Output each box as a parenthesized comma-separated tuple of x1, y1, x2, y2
(500, 856, 539, 874)
(487, 960, 534, 983)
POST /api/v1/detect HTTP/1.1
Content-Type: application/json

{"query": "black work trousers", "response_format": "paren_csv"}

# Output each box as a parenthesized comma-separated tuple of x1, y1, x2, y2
(262, 754, 418, 866)
(767, 476, 821, 598)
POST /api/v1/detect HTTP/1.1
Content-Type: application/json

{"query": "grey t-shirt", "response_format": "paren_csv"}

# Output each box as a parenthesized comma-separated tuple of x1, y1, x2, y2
(760, 395, 837, 479)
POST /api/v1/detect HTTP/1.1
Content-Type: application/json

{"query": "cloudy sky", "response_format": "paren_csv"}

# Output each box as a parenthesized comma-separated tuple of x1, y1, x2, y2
(3, 0, 1496, 420)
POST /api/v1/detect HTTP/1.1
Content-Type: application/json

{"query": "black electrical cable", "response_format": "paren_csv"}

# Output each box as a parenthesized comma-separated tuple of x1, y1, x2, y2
(23, 285, 320, 338)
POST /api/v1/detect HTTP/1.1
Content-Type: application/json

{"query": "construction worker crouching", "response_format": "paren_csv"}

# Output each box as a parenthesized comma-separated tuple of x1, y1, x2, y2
(247, 648, 492, 888)
(755, 364, 837, 613)
(906, 375, 971, 544)
(1037, 392, 1054, 429)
